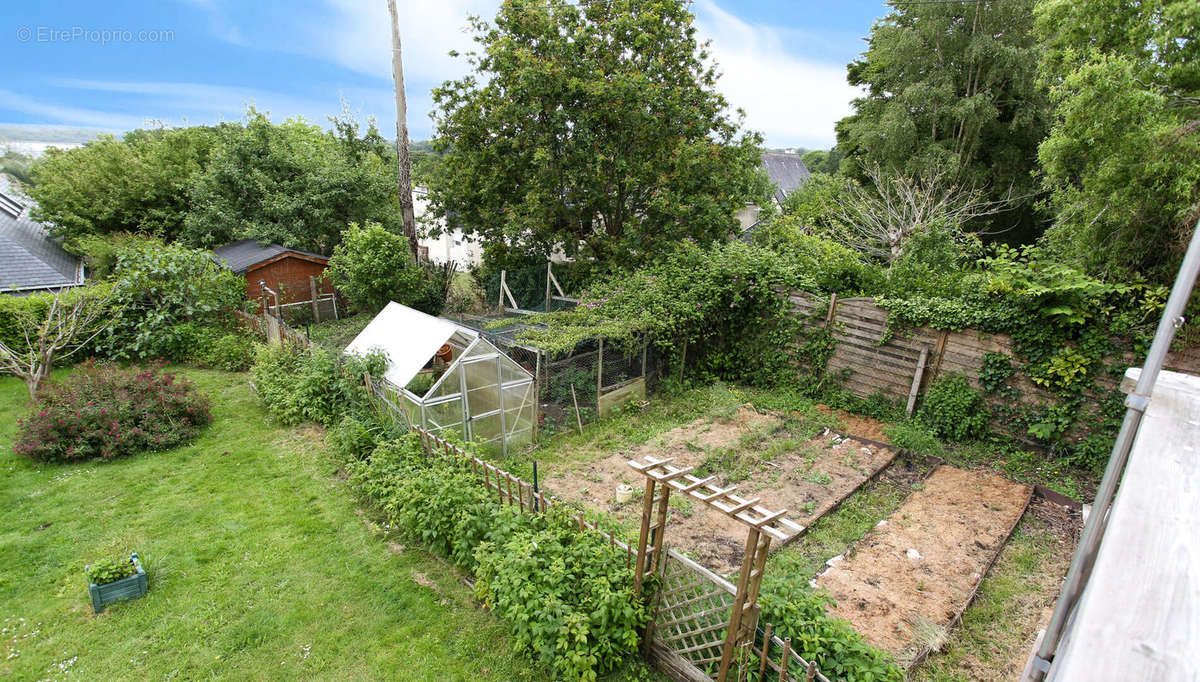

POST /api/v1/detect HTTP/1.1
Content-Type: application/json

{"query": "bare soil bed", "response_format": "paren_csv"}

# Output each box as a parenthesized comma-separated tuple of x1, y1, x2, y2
(814, 465, 1032, 667)
(541, 407, 898, 576)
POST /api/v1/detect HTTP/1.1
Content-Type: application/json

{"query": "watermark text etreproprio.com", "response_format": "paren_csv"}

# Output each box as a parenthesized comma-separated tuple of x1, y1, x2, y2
(16, 26, 175, 45)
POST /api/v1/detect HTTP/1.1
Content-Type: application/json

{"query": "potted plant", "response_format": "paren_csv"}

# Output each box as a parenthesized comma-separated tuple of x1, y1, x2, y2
(85, 552, 147, 613)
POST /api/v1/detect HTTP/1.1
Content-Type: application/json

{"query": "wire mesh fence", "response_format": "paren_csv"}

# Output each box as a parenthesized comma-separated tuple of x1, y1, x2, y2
(483, 262, 588, 314)
(447, 312, 666, 436)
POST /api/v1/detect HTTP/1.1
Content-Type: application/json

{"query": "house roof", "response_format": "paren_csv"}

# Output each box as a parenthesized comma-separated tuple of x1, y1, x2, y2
(0, 191, 84, 293)
(212, 239, 329, 275)
(761, 151, 811, 205)
(344, 301, 478, 389)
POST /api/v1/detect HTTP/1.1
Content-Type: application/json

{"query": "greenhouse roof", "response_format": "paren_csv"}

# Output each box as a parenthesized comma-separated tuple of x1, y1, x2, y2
(345, 302, 477, 388)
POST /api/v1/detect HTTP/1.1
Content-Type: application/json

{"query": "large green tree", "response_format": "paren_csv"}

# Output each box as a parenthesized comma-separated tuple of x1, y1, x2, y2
(835, 0, 1050, 242)
(427, 0, 765, 268)
(1036, 0, 1199, 281)
(29, 125, 230, 242)
(185, 110, 401, 253)
(28, 111, 402, 255)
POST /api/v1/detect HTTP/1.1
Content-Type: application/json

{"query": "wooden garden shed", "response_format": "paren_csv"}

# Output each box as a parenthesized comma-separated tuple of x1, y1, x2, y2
(213, 239, 334, 312)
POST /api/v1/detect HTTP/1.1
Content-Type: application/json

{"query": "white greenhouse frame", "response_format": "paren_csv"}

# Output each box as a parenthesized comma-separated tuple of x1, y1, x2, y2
(345, 302, 536, 454)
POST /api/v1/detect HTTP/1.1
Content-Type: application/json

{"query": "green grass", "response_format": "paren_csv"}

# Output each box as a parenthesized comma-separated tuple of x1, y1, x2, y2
(765, 473, 921, 582)
(909, 513, 1071, 681)
(0, 368, 545, 681)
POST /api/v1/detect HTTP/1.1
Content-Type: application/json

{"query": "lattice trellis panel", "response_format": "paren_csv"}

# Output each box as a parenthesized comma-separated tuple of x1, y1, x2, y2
(652, 551, 736, 677)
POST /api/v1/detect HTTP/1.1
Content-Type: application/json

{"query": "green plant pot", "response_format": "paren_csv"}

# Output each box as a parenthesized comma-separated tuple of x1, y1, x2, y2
(87, 553, 148, 614)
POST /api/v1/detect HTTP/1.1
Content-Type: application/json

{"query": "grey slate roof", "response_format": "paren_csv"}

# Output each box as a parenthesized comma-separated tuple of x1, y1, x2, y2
(0, 191, 84, 293)
(761, 151, 811, 205)
(212, 239, 328, 275)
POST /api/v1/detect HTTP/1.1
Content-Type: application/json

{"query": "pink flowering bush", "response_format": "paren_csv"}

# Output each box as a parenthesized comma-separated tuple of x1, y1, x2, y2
(13, 361, 212, 463)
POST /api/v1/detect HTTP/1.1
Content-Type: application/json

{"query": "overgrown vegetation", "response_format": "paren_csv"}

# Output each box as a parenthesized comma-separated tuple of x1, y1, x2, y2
(250, 343, 384, 428)
(759, 583, 903, 681)
(13, 361, 211, 463)
(343, 435, 650, 681)
(326, 221, 447, 315)
(97, 239, 245, 362)
(29, 109, 403, 254)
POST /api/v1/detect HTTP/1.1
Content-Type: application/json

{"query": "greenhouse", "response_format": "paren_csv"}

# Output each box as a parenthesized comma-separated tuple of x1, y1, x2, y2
(344, 302, 535, 453)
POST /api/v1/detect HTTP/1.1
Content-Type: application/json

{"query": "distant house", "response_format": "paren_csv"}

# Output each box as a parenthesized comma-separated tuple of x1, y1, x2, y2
(0, 189, 85, 295)
(735, 151, 812, 231)
(414, 186, 483, 269)
(212, 239, 333, 310)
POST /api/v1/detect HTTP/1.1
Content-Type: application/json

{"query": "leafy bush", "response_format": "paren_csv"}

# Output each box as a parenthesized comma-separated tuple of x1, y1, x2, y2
(251, 344, 385, 427)
(198, 334, 257, 371)
(85, 556, 137, 585)
(328, 415, 390, 462)
(918, 374, 990, 441)
(13, 362, 212, 463)
(98, 242, 244, 361)
(326, 222, 443, 315)
(754, 217, 885, 295)
(759, 580, 902, 681)
(474, 508, 648, 682)
(344, 436, 647, 681)
(522, 241, 810, 386)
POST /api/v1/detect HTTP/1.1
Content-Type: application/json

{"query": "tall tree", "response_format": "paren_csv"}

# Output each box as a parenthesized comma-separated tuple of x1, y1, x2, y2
(835, 0, 1050, 242)
(29, 125, 230, 242)
(386, 0, 420, 260)
(1036, 0, 1199, 281)
(185, 110, 401, 253)
(427, 0, 764, 268)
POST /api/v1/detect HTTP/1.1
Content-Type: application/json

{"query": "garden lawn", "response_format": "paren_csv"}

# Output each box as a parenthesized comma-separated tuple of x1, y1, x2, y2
(0, 368, 545, 681)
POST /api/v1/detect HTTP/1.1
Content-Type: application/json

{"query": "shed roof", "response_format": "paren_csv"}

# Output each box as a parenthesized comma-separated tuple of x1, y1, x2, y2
(212, 239, 328, 275)
(0, 191, 84, 293)
(344, 302, 478, 389)
(761, 151, 811, 205)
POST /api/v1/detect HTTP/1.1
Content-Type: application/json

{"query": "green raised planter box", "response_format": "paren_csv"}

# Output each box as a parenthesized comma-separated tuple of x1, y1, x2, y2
(87, 553, 148, 614)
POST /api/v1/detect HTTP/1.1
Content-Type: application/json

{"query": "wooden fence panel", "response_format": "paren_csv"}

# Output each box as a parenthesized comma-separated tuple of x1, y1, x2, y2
(821, 297, 940, 403)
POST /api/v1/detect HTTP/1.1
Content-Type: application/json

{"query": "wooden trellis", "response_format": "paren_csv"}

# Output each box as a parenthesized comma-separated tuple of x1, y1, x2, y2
(628, 455, 804, 682)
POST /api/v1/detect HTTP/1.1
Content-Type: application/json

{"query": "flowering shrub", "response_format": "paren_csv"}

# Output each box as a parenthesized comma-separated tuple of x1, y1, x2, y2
(13, 362, 212, 463)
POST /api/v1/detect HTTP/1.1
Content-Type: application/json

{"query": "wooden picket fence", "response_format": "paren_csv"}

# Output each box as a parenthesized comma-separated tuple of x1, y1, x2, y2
(410, 425, 636, 567)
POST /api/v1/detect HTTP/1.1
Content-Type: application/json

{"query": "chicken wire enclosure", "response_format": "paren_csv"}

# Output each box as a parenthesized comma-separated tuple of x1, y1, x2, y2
(345, 302, 535, 454)
(448, 312, 663, 431)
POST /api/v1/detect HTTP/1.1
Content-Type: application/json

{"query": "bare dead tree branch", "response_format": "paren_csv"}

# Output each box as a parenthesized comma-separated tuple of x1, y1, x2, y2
(833, 163, 1014, 262)
(0, 287, 115, 401)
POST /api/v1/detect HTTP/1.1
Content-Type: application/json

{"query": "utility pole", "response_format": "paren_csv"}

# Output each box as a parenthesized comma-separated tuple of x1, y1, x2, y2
(386, 0, 420, 261)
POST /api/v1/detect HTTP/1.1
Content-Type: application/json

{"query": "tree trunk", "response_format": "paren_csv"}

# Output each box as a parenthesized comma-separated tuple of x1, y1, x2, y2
(386, 0, 420, 261)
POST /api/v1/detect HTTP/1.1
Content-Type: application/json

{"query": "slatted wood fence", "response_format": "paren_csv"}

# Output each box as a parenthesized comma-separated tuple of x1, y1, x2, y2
(783, 289, 1200, 439)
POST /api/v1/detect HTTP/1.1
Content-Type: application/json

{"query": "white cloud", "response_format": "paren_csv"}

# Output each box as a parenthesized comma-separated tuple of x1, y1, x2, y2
(692, 0, 860, 149)
(48, 79, 392, 128)
(0, 88, 144, 130)
(280, 0, 495, 84)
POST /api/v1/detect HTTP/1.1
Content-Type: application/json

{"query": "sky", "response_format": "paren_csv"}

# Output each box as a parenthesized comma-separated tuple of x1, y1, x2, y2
(1, 1, 891, 149)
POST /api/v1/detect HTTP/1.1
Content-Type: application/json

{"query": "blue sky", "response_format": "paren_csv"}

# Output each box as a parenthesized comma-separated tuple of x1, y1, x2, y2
(2, 1, 890, 148)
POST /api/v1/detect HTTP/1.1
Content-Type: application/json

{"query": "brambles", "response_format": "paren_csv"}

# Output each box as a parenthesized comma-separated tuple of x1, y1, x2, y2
(250, 344, 385, 427)
(343, 436, 648, 681)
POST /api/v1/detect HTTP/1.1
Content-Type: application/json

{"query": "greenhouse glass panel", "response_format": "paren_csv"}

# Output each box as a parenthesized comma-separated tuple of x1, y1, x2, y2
(344, 302, 536, 455)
